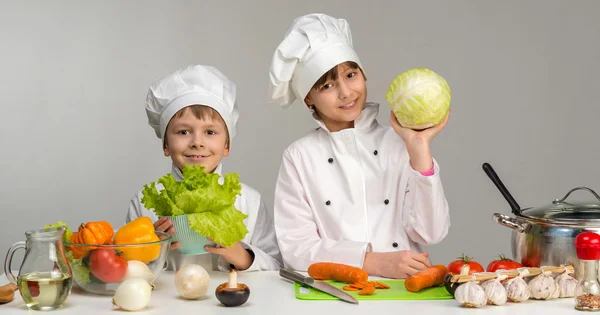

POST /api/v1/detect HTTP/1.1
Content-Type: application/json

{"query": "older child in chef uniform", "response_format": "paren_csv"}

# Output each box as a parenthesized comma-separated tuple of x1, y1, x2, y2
(268, 14, 451, 279)
(126, 65, 282, 272)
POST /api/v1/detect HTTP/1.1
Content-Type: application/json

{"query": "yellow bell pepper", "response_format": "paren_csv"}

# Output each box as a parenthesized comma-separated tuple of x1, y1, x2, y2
(113, 217, 160, 263)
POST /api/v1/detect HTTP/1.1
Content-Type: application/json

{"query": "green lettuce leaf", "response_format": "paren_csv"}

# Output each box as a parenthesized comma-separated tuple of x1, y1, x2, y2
(187, 209, 248, 247)
(141, 165, 247, 246)
(141, 180, 185, 216)
(66, 250, 91, 285)
(44, 221, 73, 243)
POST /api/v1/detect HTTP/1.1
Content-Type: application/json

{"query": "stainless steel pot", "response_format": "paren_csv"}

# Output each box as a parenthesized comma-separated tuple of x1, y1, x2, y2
(484, 163, 600, 280)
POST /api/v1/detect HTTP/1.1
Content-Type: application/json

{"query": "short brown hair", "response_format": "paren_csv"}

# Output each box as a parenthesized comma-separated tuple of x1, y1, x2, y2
(163, 105, 229, 147)
(310, 61, 366, 91)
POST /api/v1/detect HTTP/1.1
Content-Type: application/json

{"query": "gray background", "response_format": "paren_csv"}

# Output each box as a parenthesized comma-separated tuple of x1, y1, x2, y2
(1, 0, 599, 270)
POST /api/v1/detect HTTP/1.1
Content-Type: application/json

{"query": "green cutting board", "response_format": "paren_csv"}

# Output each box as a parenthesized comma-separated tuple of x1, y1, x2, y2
(294, 280, 453, 300)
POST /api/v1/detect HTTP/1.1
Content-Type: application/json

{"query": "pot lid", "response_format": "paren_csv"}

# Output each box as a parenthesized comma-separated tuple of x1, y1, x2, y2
(519, 187, 600, 223)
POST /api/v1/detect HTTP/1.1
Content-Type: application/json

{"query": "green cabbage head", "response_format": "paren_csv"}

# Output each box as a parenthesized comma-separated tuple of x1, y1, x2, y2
(385, 68, 451, 130)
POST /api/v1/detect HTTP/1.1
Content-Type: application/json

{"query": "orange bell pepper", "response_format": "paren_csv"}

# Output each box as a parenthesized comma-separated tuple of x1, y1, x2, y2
(113, 216, 160, 263)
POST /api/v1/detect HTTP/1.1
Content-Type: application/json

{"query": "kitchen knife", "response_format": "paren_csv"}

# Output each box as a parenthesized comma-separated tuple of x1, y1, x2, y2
(279, 269, 359, 304)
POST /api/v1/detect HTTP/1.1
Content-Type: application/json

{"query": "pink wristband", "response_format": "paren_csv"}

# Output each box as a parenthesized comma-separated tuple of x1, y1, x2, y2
(419, 166, 435, 176)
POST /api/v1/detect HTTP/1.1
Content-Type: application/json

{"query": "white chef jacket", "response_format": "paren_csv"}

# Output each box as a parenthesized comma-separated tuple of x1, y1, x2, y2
(273, 102, 450, 271)
(127, 163, 282, 272)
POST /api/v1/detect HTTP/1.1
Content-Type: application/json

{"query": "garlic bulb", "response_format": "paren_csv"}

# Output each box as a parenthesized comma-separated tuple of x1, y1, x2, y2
(455, 282, 487, 308)
(555, 272, 578, 298)
(503, 270, 530, 302)
(549, 282, 560, 300)
(529, 271, 559, 300)
(480, 278, 507, 305)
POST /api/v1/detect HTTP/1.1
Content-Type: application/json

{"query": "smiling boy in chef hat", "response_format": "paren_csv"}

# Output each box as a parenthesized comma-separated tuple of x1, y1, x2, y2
(267, 14, 450, 279)
(126, 64, 282, 272)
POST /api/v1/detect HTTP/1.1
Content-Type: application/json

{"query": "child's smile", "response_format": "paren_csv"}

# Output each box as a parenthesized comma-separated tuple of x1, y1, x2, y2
(184, 154, 212, 161)
(339, 100, 357, 110)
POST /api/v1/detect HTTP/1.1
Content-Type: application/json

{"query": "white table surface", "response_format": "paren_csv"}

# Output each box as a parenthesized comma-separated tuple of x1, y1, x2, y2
(0, 270, 586, 314)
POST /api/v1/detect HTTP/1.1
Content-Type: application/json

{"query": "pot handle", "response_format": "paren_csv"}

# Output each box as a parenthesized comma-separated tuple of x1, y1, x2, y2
(482, 163, 522, 215)
(493, 213, 526, 232)
(554, 187, 600, 204)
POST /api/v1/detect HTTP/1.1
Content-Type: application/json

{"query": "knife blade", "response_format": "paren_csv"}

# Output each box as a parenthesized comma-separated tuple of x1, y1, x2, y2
(279, 269, 359, 304)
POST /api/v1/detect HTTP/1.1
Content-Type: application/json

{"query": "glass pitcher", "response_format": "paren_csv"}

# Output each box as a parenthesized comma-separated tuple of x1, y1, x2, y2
(4, 226, 73, 311)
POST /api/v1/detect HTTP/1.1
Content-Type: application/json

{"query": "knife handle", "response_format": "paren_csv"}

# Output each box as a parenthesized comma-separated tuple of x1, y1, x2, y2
(279, 269, 314, 285)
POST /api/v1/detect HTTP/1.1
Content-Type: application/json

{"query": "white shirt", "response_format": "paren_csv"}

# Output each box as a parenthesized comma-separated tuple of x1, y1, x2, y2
(127, 163, 282, 272)
(273, 102, 450, 271)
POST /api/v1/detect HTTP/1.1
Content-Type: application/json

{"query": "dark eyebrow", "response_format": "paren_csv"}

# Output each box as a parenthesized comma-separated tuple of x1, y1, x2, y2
(202, 122, 224, 130)
(171, 118, 225, 130)
(342, 66, 356, 73)
(171, 122, 193, 129)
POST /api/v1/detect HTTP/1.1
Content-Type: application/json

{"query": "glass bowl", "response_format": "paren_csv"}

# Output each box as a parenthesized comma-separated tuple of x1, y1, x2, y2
(63, 231, 171, 295)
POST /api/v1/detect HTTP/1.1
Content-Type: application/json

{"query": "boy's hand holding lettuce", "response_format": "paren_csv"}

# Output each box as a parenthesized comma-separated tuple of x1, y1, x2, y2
(140, 165, 248, 247)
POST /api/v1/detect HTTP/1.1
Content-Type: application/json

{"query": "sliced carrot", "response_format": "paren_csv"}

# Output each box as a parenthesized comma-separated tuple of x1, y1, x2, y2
(349, 283, 366, 289)
(358, 286, 376, 295)
(342, 285, 359, 291)
(373, 281, 390, 289)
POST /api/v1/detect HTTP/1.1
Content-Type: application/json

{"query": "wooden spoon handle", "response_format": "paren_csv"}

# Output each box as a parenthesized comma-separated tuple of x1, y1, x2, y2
(0, 283, 18, 303)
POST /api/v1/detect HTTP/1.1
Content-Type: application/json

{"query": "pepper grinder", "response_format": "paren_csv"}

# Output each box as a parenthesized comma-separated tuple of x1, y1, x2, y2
(575, 231, 600, 311)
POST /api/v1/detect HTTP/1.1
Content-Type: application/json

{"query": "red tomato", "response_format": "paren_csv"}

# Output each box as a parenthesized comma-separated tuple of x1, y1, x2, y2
(27, 281, 40, 297)
(89, 248, 127, 283)
(521, 255, 541, 268)
(486, 254, 523, 272)
(447, 254, 484, 275)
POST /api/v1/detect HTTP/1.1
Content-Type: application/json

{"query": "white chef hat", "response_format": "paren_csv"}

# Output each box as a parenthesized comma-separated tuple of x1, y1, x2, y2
(145, 64, 239, 141)
(268, 13, 362, 108)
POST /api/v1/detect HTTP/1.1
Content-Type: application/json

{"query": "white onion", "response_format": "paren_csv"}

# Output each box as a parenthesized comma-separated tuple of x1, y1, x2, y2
(174, 264, 211, 300)
(123, 260, 155, 282)
(112, 278, 152, 311)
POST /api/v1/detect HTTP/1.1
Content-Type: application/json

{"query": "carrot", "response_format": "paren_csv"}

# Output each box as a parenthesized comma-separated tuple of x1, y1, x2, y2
(404, 265, 448, 293)
(373, 281, 390, 289)
(349, 283, 366, 289)
(358, 286, 376, 295)
(342, 285, 359, 291)
(307, 262, 369, 284)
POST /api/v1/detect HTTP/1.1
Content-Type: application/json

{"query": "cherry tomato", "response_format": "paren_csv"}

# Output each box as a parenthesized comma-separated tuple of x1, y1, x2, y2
(89, 248, 127, 283)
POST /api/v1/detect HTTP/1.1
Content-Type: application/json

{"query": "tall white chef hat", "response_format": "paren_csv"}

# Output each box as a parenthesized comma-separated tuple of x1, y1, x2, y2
(145, 64, 239, 141)
(268, 13, 362, 107)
